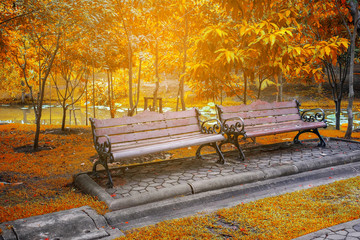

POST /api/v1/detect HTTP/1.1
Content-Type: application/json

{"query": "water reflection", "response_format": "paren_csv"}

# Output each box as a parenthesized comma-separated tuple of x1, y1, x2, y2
(0, 104, 359, 130)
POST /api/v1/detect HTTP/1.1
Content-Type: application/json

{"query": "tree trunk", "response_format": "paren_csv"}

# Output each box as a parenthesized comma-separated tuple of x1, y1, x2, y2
(335, 99, 341, 130)
(110, 70, 114, 117)
(278, 74, 283, 102)
(85, 68, 88, 126)
(128, 43, 134, 115)
(179, 12, 188, 111)
(243, 72, 247, 105)
(345, 0, 358, 139)
(92, 63, 96, 118)
(33, 33, 61, 151)
(107, 70, 113, 118)
(257, 78, 262, 99)
(34, 113, 41, 150)
(61, 106, 67, 131)
(153, 16, 160, 112)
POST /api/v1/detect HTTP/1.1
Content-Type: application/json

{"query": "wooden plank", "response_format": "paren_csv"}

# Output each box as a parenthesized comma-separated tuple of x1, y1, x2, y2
(244, 116, 277, 126)
(167, 124, 200, 135)
(241, 108, 299, 119)
(271, 100, 297, 109)
(165, 117, 199, 128)
(245, 120, 303, 132)
(112, 134, 225, 160)
(98, 121, 200, 144)
(131, 121, 168, 133)
(95, 124, 134, 136)
(95, 119, 176, 136)
(221, 112, 243, 120)
(276, 114, 301, 123)
(218, 100, 297, 114)
(163, 108, 198, 120)
(93, 110, 165, 128)
(111, 132, 217, 152)
(108, 128, 170, 144)
(245, 121, 326, 138)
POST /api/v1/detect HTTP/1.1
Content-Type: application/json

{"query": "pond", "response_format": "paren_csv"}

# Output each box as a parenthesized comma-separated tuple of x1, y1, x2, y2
(0, 104, 359, 130)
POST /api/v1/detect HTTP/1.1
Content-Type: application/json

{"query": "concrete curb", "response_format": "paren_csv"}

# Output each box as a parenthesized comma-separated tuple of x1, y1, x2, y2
(0, 206, 124, 240)
(190, 170, 265, 194)
(74, 173, 113, 206)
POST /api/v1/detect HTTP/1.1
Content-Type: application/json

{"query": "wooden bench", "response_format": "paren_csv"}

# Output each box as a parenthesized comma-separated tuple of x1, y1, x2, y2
(89, 108, 226, 187)
(216, 99, 327, 160)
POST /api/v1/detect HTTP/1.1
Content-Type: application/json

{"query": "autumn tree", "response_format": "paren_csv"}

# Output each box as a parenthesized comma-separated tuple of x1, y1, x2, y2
(52, 44, 87, 131)
(6, 0, 64, 150)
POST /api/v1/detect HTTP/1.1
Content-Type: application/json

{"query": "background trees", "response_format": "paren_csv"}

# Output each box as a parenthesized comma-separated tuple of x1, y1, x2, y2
(1, 0, 360, 145)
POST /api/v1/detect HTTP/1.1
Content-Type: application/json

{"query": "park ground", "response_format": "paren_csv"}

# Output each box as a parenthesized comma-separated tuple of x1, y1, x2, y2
(1, 80, 360, 238)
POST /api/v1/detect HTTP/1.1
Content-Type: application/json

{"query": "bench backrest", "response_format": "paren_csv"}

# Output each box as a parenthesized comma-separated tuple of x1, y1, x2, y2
(216, 100, 301, 127)
(90, 108, 202, 144)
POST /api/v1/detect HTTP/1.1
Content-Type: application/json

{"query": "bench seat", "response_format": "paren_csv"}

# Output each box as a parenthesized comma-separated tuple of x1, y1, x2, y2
(111, 134, 225, 160)
(243, 120, 326, 138)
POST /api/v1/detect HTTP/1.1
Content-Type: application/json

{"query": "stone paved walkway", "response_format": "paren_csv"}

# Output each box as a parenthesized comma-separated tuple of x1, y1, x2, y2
(294, 219, 360, 240)
(89, 138, 360, 200)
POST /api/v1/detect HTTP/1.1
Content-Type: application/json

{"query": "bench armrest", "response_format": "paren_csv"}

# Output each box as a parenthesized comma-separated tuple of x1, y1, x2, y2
(93, 135, 112, 158)
(223, 117, 245, 134)
(300, 108, 326, 122)
(200, 118, 223, 134)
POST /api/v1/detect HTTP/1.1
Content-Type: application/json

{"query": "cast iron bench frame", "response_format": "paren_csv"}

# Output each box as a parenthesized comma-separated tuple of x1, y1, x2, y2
(216, 99, 327, 160)
(90, 108, 226, 188)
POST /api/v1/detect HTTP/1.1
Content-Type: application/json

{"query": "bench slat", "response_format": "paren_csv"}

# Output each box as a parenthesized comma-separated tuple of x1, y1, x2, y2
(111, 132, 216, 152)
(92, 110, 165, 128)
(219, 100, 297, 113)
(276, 114, 301, 123)
(221, 107, 299, 120)
(100, 124, 202, 144)
(163, 108, 198, 119)
(112, 134, 225, 161)
(246, 121, 326, 138)
(94, 124, 134, 136)
(244, 116, 277, 126)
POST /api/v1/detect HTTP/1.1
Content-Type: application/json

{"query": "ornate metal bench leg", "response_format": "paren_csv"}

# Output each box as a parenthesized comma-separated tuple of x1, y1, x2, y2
(93, 156, 114, 188)
(293, 129, 326, 147)
(293, 130, 303, 145)
(226, 134, 245, 161)
(313, 128, 326, 147)
(211, 142, 225, 164)
(103, 162, 114, 188)
(196, 144, 206, 160)
(196, 142, 225, 164)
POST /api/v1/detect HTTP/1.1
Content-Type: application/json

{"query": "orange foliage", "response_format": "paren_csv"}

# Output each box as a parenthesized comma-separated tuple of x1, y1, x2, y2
(0, 124, 107, 223)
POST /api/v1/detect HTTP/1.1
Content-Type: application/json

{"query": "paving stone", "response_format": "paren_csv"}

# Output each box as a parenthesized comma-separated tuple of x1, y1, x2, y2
(348, 232, 360, 237)
(336, 230, 349, 236)
(153, 179, 165, 183)
(344, 236, 358, 240)
(326, 234, 346, 240)
(132, 186, 146, 191)
(145, 186, 157, 191)
(138, 182, 149, 187)
(353, 224, 360, 232)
